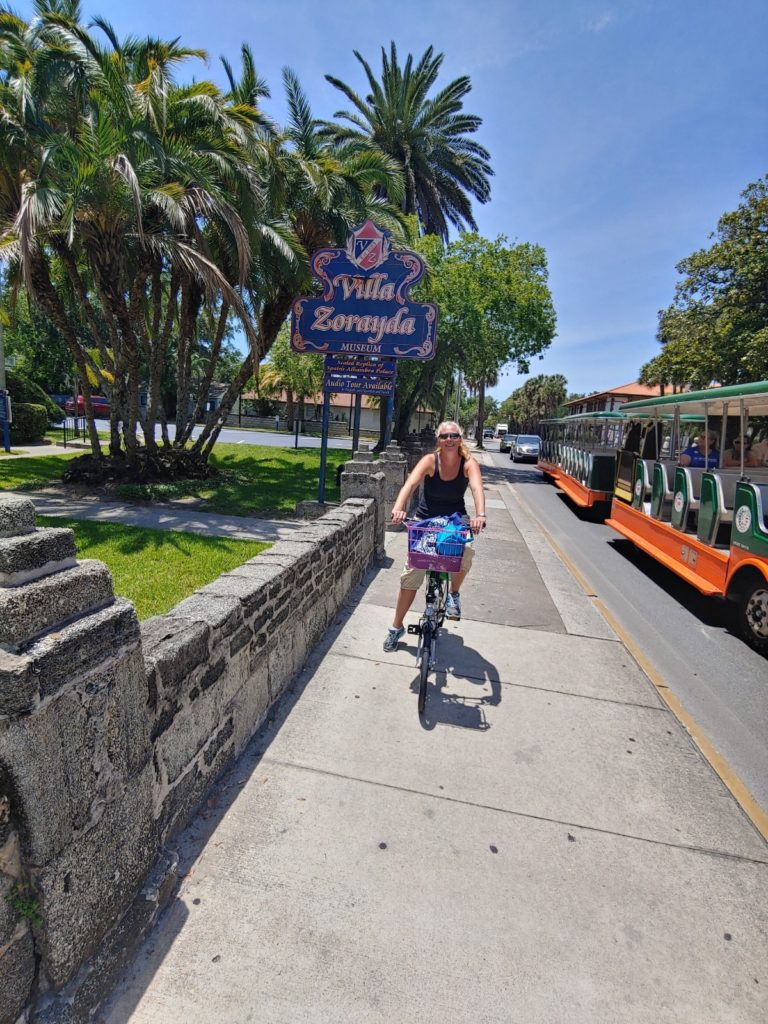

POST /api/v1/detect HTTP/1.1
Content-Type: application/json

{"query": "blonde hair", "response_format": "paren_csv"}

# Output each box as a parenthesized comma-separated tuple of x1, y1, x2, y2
(434, 421, 470, 460)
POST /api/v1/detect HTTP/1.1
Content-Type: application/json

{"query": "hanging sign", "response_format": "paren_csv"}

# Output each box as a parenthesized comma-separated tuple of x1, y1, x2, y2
(291, 221, 438, 361)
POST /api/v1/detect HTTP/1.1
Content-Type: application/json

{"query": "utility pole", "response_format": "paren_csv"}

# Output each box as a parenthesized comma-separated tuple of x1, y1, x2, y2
(454, 370, 462, 424)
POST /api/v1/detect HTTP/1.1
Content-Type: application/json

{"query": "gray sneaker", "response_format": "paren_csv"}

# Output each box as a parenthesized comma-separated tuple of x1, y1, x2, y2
(445, 592, 461, 620)
(383, 626, 405, 652)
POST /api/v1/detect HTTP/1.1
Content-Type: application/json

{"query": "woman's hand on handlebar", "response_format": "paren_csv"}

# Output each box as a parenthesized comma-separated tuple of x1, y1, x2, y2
(469, 515, 486, 533)
(391, 508, 407, 524)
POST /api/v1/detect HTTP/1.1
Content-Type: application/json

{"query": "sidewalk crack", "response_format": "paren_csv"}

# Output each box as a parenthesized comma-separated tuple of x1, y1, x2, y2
(261, 756, 768, 866)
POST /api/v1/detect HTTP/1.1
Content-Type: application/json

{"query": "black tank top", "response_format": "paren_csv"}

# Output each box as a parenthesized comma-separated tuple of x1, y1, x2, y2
(415, 453, 468, 518)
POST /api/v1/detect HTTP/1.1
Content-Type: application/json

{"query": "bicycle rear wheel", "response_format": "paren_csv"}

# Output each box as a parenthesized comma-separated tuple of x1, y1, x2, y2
(418, 630, 431, 714)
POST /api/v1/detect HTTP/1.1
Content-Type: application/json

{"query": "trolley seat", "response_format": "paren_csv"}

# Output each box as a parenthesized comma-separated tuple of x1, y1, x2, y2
(671, 467, 706, 532)
(651, 460, 677, 521)
(698, 471, 740, 546)
(631, 459, 655, 513)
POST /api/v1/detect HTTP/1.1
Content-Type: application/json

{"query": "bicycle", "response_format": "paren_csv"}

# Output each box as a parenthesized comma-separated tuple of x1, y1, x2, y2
(405, 519, 473, 715)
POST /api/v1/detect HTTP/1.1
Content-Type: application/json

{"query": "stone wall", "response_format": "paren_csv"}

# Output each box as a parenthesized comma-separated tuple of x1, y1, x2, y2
(0, 491, 382, 1023)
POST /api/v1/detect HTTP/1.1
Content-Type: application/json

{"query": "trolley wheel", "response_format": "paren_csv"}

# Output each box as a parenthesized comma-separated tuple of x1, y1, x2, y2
(737, 577, 768, 654)
(418, 637, 430, 714)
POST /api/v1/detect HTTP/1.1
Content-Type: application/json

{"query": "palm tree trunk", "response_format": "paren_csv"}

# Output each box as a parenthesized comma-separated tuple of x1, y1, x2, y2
(29, 255, 103, 458)
(475, 378, 486, 448)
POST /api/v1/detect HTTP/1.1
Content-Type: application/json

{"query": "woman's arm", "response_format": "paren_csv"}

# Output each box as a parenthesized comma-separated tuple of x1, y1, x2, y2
(465, 458, 486, 532)
(391, 455, 433, 523)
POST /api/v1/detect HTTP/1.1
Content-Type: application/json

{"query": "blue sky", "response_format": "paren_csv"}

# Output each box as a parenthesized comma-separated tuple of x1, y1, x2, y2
(16, 0, 768, 401)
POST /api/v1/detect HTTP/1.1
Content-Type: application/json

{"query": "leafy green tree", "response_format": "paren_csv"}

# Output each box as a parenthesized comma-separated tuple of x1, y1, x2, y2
(0, 5, 405, 476)
(433, 235, 556, 445)
(387, 232, 556, 444)
(640, 176, 768, 389)
(323, 43, 492, 241)
(258, 325, 325, 431)
(0, 278, 75, 393)
(501, 374, 567, 431)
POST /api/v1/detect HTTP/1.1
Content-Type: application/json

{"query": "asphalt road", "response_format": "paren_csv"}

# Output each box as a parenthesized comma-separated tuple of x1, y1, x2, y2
(90, 419, 356, 450)
(485, 443, 768, 817)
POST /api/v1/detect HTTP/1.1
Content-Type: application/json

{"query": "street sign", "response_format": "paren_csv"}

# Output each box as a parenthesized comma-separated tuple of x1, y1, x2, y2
(291, 221, 438, 361)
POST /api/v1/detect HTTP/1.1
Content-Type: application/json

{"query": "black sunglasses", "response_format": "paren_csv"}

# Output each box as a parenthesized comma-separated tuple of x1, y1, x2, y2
(438, 432, 461, 440)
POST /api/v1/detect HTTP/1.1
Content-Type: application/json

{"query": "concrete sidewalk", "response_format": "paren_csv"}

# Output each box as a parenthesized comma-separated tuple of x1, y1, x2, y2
(5, 490, 304, 542)
(102, 473, 767, 1023)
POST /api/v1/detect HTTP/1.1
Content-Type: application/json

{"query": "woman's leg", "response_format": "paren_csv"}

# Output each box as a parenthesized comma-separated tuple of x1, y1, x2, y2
(448, 569, 468, 593)
(393, 587, 419, 629)
(392, 564, 426, 628)
(448, 544, 474, 594)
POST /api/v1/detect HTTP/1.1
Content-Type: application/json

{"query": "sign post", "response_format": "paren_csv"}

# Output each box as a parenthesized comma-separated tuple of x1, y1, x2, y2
(352, 394, 362, 453)
(317, 393, 332, 501)
(0, 390, 11, 453)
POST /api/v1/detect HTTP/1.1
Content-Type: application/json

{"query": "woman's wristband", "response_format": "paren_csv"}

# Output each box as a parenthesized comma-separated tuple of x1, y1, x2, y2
(477, 513, 486, 518)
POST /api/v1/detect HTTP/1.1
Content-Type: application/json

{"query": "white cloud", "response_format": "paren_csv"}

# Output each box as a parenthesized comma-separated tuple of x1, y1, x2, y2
(586, 10, 617, 33)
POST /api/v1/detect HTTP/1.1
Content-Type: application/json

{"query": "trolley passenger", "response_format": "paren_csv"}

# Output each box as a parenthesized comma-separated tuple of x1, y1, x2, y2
(724, 436, 760, 468)
(679, 431, 720, 469)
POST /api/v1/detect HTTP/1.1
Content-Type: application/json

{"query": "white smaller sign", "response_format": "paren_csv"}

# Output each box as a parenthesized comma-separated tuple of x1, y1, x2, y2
(735, 506, 752, 534)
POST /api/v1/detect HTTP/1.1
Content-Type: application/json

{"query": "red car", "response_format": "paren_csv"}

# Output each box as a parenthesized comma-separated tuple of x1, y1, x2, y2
(65, 395, 111, 417)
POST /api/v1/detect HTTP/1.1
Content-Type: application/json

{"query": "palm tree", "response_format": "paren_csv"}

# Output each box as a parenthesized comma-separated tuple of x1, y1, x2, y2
(323, 43, 492, 241)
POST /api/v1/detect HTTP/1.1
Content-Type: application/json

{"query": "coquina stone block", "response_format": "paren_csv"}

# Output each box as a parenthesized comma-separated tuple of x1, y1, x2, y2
(34, 763, 157, 990)
(0, 495, 36, 539)
(0, 559, 115, 649)
(25, 599, 141, 702)
(0, 928, 35, 1024)
(0, 528, 77, 587)
(0, 649, 38, 717)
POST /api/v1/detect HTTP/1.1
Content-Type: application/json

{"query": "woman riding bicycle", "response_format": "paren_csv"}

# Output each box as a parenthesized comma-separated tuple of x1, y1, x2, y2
(384, 421, 486, 652)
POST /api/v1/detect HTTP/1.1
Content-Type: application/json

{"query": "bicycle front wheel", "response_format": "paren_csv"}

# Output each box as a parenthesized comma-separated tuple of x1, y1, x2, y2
(418, 631, 431, 714)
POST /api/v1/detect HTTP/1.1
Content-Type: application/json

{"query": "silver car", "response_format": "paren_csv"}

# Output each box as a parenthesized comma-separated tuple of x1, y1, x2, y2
(511, 434, 541, 462)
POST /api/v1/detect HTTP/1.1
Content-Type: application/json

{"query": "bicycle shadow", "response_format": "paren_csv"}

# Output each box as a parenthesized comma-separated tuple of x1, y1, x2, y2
(411, 632, 502, 732)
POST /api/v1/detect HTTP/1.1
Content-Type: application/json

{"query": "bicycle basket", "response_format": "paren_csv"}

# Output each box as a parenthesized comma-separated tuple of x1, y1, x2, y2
(406, 520, 467, 573)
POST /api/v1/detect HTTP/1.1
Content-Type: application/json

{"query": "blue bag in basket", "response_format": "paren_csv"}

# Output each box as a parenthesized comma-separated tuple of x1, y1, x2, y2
(435, 513, 470, 557)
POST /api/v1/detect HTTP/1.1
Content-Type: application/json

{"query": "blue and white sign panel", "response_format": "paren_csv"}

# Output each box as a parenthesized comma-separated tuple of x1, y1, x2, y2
(291, 221, 438, 361)
(325, 356, 397, 377)
(323, 357, 396, 397)
(0, 391, 11, 424)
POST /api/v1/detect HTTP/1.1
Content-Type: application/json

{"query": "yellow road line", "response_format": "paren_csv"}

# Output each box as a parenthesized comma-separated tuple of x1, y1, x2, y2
(508, 481, 768, 843)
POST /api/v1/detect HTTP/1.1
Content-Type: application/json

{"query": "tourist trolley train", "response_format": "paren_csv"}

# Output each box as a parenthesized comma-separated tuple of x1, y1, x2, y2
(603, 381, 768, 653)
(538, 411, 625, 512)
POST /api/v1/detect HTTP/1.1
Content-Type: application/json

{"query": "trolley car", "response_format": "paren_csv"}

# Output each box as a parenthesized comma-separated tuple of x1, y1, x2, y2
(538, 412, 626, 513)
(605, 381, 768, 653)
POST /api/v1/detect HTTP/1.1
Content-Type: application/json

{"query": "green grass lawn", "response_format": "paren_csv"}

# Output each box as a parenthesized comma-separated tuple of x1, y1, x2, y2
(116, 443, 348, 515)
(38, 516, 269, 619)
(0, 452, 79, 489)
(0, 442, 349, 514)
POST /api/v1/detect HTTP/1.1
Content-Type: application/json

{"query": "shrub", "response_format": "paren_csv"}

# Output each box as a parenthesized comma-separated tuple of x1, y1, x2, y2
(6, 370, 65, 424)
(9, 403, 48, 443)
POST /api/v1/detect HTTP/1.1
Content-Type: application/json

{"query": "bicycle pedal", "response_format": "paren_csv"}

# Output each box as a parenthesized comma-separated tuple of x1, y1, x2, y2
(407, 624, 421, 635)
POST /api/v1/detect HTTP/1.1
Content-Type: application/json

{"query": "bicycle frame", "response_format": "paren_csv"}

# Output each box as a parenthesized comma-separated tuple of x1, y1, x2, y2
(404, 517, 474, 715)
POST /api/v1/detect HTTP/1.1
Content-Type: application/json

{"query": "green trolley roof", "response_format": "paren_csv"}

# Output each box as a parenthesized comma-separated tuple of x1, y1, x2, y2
(620, 380, 768, 417)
